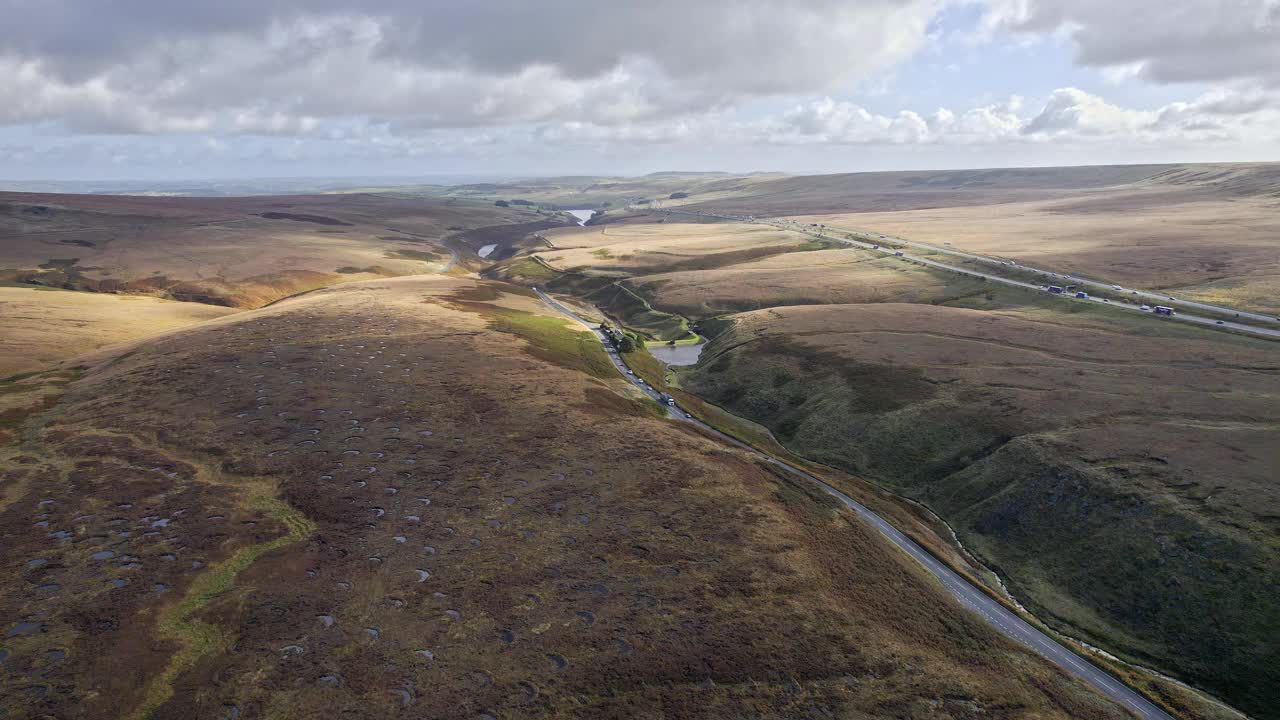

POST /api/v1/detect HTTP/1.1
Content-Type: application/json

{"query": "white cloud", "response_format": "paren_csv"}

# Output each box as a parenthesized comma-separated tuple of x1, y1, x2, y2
(981, 0, 1280, 87)
(533, 87, 1279, 148)
(0, 1, 947, 135)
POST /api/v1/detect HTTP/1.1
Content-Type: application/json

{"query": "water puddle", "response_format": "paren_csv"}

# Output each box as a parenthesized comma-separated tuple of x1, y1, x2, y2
(6, 621, 43, 637)
(478, 244, 498, 258)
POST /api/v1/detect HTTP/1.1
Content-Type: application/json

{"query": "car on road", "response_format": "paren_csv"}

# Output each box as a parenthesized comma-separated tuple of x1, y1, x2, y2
(1140, 305, 1152, 311)
(1112, 285, 1123, 290)
(684, 413, 692, 418)
(1216, 320, 1225, 325)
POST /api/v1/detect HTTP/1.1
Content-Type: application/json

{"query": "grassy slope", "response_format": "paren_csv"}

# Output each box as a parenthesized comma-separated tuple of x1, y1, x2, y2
(681, 312, 1279, 718)
(0, 276, 1133, 719)
(0, 285, 238, 375)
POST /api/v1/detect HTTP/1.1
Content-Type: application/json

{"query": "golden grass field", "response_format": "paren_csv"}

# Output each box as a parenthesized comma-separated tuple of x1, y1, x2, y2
(0, 286, 237, 375)
(792, 192, 1280, 314)
(538, 222, 816, 275)
(631, 247, 983, 316)
(0, 275, 1130, 719)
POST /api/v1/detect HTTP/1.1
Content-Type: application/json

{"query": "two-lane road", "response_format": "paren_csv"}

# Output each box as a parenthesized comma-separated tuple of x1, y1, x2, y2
(533, 287, 1174, 720)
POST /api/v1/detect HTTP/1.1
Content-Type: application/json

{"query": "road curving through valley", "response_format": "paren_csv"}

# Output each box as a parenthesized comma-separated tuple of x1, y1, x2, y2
(533, 285, 1176, 720)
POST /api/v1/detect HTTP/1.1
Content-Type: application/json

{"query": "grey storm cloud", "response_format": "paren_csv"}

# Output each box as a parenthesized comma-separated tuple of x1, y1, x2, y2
(984, 0, 1280, 87)
(0, 0, 944, 133)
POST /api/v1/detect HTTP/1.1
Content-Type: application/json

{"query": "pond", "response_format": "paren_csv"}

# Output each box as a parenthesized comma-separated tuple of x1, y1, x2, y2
(567, 209, 594, 225)
(648, 341, 706, 366)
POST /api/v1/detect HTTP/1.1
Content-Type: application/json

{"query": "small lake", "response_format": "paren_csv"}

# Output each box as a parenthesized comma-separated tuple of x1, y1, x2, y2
(648, 341, 706, 366)
(567, 209, 594, 225)
(478, 244, 497, 258)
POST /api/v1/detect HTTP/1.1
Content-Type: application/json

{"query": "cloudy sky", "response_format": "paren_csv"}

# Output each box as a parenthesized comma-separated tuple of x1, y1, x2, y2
(2, 0, 1278, 180)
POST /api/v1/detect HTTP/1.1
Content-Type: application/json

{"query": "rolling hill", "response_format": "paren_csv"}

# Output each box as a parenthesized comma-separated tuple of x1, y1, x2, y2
(0, 276, 1129, 719)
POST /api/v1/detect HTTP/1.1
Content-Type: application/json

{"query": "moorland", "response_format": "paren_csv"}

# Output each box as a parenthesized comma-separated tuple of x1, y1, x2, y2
(3, 163, 1277, 719)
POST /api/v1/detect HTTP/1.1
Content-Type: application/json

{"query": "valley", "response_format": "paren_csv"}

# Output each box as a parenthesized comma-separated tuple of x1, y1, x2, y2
(2, 162, 1276, 720)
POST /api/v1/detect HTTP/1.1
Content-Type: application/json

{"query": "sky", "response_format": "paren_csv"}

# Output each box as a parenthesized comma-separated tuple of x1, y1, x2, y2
(1, 0, 1278, 181)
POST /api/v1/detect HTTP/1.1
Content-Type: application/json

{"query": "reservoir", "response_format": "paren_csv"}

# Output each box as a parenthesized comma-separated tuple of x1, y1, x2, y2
(567, 209, 594, 225)
(648, 341, 706, 366)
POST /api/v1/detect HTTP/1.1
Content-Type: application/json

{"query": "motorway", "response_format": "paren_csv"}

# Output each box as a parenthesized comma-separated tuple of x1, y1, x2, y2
(823, 223, 1280, 326)
(655, 208, 1280, 340)
(532, 287, 1174, 720)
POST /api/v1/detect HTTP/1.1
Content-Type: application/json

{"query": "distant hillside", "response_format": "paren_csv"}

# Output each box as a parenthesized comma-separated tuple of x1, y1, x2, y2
(680, 162, 1280, 214)
(441, 172, 784, 209)
(1136, 163, 1280, 198)
(0, 192, 562, 308)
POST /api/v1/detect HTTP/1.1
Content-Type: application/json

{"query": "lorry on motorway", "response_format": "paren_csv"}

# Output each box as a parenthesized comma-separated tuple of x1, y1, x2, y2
(1154, 306, 1175, 316)
(1047, 286, 1064, 294)
(660, 394, 676, 406)
(1075, 291, 1089, 299)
